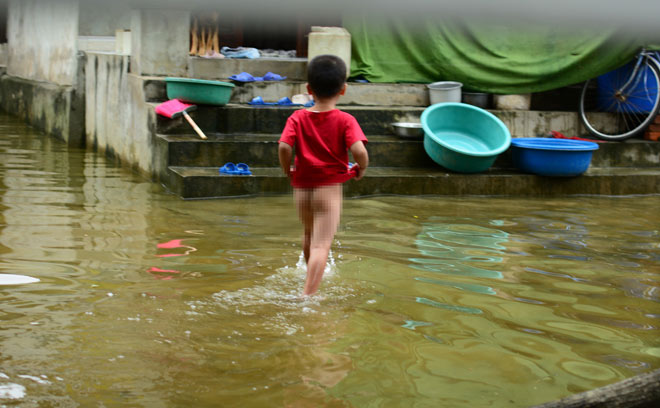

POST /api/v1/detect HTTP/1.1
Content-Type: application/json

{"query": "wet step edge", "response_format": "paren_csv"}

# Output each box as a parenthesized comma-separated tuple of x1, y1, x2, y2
(166, 166, 660, 199)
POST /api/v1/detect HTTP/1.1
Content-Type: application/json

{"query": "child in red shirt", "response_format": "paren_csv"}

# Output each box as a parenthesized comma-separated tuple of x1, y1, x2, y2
(278, 55, 369, 296)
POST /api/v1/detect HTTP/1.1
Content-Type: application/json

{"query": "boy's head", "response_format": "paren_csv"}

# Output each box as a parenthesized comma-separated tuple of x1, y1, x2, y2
(307, 55, 347, 99)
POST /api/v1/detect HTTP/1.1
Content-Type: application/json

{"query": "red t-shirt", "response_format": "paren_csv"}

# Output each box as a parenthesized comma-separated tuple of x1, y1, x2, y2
(279, 109, 367, 188)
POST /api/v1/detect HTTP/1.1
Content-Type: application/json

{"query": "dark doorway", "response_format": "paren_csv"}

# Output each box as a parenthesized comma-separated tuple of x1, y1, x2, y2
(191, 11, 341, 58)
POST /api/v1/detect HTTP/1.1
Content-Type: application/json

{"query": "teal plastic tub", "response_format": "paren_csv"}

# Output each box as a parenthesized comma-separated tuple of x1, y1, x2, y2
(421, 102, 511, 173)
(165, 77, 235, 105)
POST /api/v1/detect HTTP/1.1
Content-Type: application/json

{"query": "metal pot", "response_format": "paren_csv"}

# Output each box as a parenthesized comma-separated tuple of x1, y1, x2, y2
(391, 122, 424, 139)
(462, 92, 491, 109)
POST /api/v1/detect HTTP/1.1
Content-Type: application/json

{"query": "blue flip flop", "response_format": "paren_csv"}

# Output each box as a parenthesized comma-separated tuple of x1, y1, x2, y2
(229, 72, 264, 82)
(263, 72, 287, 81)
(219, 162, 240, 174)
(236, 163, 252, 175)
(248, 96, 276, 106)
(276, 97, 299, 106)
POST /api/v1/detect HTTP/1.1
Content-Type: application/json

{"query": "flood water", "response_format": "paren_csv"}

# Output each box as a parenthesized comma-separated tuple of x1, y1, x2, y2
(0, 113, 659, 407)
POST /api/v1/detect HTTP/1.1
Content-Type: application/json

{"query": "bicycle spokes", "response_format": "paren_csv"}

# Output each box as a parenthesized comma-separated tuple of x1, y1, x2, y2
(580, 53, 660, 140)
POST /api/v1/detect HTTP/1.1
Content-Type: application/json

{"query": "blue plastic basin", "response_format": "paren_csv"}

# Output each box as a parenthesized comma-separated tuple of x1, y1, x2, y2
(510, 138, 599, 177)
(421, 103, 511, 173)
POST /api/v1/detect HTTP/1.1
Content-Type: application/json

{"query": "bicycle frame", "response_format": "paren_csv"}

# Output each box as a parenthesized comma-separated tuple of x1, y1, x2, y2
(618, 50, 660, 98)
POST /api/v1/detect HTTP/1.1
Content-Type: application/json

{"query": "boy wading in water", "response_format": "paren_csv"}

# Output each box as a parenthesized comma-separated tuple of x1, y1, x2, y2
(278, 55, 369, 296)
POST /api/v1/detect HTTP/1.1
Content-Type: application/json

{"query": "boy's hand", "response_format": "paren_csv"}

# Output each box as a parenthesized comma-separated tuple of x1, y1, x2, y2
(350, 163, 366, 180)
(355, 166, 366, 180)
(349, 140, 368, 181)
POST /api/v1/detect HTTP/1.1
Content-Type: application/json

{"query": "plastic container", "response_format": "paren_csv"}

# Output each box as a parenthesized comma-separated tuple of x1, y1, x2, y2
(307, 27, 351, 78)
(421, 102, 511, 173)
(427, 81, 462, 105)
(462, 92, 491, 108)
(510, 138, 599, 176)
(165, 77, 235, 105)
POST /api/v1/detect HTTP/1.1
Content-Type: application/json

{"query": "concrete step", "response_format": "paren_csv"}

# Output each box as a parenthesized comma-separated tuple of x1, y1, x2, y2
(142, 68, 582, 111)
(155, 133, 435, 169)
(189, 57, 308, 82)
(144, 75, 430, 107)
(154, 103, 587, 139)
(166, 166, 660, 199)
(155, 132, 660, 171)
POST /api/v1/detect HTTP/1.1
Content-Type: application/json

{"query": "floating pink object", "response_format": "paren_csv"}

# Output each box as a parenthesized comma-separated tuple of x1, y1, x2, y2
(147, 267, 181, 280)
(157, 239, 183, 249)
(148, 267, 180, 274)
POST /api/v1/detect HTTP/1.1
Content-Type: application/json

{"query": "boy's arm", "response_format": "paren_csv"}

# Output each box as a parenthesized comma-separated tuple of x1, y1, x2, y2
(349, 141, 369, 180)
(278, 142, 293, 177)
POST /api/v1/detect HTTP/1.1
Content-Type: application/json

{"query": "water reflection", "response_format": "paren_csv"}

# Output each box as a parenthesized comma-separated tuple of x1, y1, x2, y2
(410, 219, 507, 282)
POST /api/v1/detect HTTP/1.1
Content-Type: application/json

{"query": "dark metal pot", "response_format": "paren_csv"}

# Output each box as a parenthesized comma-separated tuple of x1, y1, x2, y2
(462, 92, 491, 109)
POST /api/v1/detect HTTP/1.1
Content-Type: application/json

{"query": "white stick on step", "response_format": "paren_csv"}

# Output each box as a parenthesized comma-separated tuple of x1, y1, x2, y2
(182, 111, 207, 140)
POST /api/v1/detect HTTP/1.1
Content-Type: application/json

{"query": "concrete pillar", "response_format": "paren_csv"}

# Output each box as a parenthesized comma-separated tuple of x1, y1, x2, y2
(131, 9, 190, 76)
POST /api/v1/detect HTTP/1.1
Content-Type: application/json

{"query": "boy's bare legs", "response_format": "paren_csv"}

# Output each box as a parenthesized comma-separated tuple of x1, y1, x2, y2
(294, 184, 342, 296)
(294, 188, 313, 264)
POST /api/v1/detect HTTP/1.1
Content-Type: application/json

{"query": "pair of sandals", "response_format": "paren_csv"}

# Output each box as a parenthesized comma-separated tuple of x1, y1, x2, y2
(219, 162, 252, 175)
(228, 72, 287, 82)
(248, 96, 315, 107)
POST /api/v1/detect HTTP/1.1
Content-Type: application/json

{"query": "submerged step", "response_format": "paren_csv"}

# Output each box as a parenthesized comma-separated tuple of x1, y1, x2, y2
(166, 166, 660, 199)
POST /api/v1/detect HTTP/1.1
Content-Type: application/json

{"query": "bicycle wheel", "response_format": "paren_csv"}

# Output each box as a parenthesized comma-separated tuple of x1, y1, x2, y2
(579, 58, 660, 140)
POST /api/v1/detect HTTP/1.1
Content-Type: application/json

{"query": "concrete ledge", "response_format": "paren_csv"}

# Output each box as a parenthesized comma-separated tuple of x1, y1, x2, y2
(158, 132, 660, 170)
(156, 133, 436, 170)
(142, 76, 430, 106)
(167, 166, 660, 199)
(189, 57, 307, 81)
(168, 166, 290, 199)
(0, 74, 84, 145)
(155, 103, 600, 139)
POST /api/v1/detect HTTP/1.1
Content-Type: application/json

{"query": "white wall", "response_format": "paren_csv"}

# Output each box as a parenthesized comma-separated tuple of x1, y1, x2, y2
(7, 0, 79, 86)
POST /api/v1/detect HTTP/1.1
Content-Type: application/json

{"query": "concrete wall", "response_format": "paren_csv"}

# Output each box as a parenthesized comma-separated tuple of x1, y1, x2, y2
(131, 9, 189, 76)
(79, 1, 132, 36)
(0, 0, 84, 145)
(0, 68, 84, 144)
(7, 0, 79, 86)
(85, 52, 157, 177)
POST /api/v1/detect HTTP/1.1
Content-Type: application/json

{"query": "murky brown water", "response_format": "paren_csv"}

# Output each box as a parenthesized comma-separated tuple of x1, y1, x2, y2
(0, 113, 658, 407)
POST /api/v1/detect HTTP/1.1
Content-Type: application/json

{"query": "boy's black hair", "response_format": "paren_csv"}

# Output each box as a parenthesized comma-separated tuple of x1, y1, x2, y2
(307, 55, 347, 99)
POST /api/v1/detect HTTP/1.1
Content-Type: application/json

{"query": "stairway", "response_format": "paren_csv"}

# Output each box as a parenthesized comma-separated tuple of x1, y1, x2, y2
(149, 74, 660, 199)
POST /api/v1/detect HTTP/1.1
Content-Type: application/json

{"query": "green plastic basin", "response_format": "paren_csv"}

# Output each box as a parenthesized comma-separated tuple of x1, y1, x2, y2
(165, 77, 235, 106)
(421, 102, 511, 173)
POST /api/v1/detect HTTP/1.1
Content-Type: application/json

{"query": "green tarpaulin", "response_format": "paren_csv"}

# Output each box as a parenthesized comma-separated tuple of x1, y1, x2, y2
(345, 17, 648, 94)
